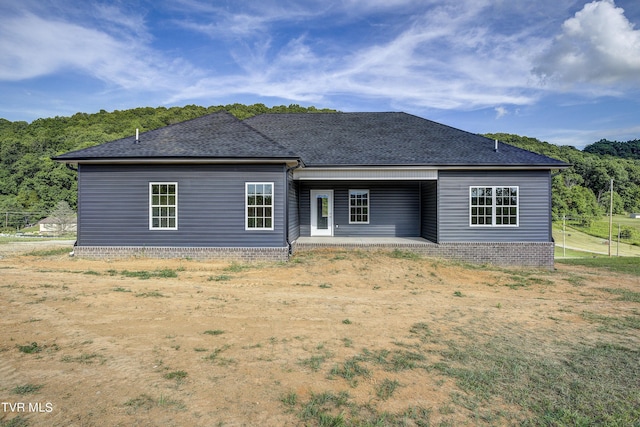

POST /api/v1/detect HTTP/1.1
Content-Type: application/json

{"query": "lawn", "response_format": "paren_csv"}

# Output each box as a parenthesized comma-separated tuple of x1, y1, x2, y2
(0, 247, 638, 426)
(553, 218, 640, 258)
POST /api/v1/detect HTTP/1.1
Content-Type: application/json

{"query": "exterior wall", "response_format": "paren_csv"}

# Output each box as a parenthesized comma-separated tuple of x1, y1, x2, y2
(420, 181, 438, 242)
(76, 164, 287, 248)
(287, 171, 300, 242)
(298, 181, 420, 237)
(437, 170, 552, 243)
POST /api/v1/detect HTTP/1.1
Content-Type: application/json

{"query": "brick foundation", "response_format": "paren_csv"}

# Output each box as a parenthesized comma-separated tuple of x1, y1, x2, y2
(292, 241, 555, 269)
(72, 246, 289, 262)
(72, 242, 554, 268)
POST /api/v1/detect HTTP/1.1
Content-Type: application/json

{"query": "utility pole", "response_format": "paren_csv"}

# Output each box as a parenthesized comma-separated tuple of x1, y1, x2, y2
(608, 179, 613, 257)
(563, 215, 566, 258)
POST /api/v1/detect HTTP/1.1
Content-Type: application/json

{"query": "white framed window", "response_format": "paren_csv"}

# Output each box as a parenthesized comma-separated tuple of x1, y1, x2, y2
(246, 182, 274, 230)
(150, 183, 177, 230)
(349, 189, 369, 224)
(470, 186, 518, 227)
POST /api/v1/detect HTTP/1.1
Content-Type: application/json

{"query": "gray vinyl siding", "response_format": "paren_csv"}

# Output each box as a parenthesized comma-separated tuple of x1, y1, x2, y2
(420, 181, 438, 242)
(287, 170, 300, 241)
(438, 170, 552, 242)
(77, 164, 287, 247)
(298, 181, 420, 237)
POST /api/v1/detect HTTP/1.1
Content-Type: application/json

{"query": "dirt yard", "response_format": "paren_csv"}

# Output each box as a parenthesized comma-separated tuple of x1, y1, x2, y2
(1, 243, 638, 426)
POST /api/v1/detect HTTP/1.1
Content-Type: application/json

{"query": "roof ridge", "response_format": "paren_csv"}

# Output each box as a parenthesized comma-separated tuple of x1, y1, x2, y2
(238, 115, 300, 158)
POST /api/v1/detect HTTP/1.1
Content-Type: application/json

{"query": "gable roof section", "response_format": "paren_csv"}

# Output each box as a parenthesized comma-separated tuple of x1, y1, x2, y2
(244, 112, 568, 168)
(53, 112, 299, 163)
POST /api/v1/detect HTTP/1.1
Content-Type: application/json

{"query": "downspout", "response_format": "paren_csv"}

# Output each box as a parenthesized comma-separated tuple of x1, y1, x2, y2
(418, 181, 422, 238)
(285, 161, 302, 255)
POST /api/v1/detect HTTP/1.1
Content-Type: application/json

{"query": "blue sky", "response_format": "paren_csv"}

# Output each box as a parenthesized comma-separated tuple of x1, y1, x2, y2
(1, 0, 640, 149)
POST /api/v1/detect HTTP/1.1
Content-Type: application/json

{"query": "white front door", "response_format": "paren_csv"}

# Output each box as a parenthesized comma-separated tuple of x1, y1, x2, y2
(310, 190, 333, 236)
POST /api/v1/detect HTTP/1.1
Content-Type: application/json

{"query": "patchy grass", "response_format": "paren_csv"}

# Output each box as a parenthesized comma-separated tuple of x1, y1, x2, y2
(12, 384, 43, 395)
(504, 273, 553, 290)
(557, 257, 640, 276)
(284, 389, 432, 426)
(0, 416, 29, 427)
(361, 348, 427, 372)
(223, 262, 255, 273)
(124, 394, 186, 413)
(433, 338, 640, 425)
(299, 354, 330, 373)
(328, 356, 371, 387)
(135, 291, 166, 298)
(208, 274, 232, 282)
(164, 370, 188, 380)
(23, 247, 71, 257)
(204, 345, 231, 364)
(60, 353, 106, 364)
(388, 249, 421, 260)
(581, 312, 640, 331)
(2, 248, 638, 426)
(17, 342, 43, 354)
(599, 287, 640, 303)
(112, 269, 179, 280)
(375, 378, 401, 401)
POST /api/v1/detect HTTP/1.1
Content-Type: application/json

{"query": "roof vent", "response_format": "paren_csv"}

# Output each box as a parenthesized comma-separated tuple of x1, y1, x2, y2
(134, 128, 140, 144)
(494, 139, 498, 152)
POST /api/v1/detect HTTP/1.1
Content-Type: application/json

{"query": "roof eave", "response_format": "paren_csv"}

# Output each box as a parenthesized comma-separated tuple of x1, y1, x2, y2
(302, 163, 570, 170)
(53, 156, 301, 167)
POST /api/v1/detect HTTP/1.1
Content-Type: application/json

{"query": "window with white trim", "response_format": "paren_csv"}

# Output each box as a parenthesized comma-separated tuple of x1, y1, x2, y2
(150, 183, 177, 230)
(349, 189, 369, 224)
(470, 186, 518, 226)
(246, 183, 274, 230)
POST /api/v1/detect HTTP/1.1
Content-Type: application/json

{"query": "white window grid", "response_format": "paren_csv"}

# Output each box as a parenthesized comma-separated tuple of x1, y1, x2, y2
(349, 189, 370, 224)
(149, 182, 178, 230)
(246, 182, 274, 230)
(470, 186, 518, 227)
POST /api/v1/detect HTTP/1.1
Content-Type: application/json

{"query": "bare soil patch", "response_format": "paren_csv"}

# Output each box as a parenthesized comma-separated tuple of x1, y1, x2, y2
(1, 246, 638, 426)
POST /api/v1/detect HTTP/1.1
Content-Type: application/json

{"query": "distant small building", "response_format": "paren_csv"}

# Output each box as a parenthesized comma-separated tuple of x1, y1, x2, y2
(631, 213, 640, 219)
(38, 216, 77, 234)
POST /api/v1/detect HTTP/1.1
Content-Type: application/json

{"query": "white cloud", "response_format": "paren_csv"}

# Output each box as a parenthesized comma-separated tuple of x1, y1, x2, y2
(495, 106, 508, 119)
(4, 0, 639, 128)
(533, 0, 640, 87)
(539, 123, 640, 148)
(168, 0, 544, 111)
(0, 11, 199, 92)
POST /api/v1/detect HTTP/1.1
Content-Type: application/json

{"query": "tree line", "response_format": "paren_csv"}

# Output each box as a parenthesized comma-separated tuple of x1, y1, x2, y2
(583, 139, 640, 160)
(0, 104, 637, 230)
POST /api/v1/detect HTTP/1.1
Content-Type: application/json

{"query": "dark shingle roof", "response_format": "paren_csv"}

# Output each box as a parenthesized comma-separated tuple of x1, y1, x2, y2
(54, 112, 298, 161)
(245, 112, 568, 167)
(55, 111, 568, 168)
